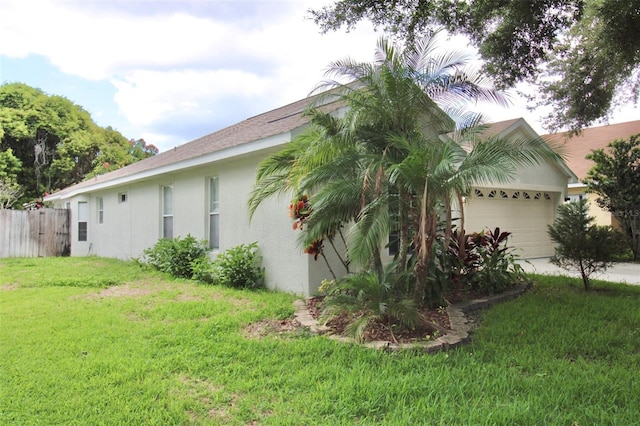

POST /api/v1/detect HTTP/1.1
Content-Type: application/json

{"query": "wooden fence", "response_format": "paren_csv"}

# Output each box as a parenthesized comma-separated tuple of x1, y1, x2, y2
(0, 209, 70, 258)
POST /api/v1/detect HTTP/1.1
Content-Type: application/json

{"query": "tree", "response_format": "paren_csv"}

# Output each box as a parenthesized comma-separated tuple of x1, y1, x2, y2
(249, 34, 560, 307)
(129, 138, 160, 161)
(548, 199, 625, 290)
(583, 134, 640, 260)
(0, 148, 24, 208)
(0, 83, 158, 206)
(310, 0, 640, 132)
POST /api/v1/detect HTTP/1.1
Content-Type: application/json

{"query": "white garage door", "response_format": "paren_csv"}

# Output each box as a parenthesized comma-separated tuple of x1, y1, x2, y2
(464, 188, 557, 258)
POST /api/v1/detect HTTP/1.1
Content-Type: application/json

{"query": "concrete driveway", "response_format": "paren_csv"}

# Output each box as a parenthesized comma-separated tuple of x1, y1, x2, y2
(519, 258, 640, 285)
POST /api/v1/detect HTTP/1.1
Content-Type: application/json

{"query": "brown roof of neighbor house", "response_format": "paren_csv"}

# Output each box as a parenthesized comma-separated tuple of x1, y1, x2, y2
(542, 120, 640, 181)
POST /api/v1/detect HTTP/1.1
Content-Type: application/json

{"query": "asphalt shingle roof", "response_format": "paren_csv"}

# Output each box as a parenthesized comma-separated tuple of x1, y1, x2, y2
(542, 120, 640, 180)
(48, 92, 329, 198)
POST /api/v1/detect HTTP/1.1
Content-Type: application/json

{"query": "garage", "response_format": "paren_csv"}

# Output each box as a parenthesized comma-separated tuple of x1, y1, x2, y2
(464, 188, 559, 258)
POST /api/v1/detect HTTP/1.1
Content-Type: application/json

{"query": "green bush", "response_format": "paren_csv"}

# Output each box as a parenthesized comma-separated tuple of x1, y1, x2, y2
(212, 242, 265, 289)
(192, 242, 265, 289)
(139, 235, 209, 279)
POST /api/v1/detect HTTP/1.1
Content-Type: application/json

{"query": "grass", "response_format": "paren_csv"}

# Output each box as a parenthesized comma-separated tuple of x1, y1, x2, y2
(1, 257, 639, 425)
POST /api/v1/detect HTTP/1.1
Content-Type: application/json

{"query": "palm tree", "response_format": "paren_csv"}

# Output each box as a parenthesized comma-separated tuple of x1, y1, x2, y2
(389, 127, 561, 304)
(249, 30, 561, 306)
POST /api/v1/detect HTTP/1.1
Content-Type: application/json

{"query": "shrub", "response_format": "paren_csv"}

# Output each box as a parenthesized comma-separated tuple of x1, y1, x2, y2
(548, 199, 626, 290)
(139, 235, 209, 279)
(190, 256, 216, 284)
(211, 242, 265, 289)
(445, 227, 526, 295)
(467, 228, 526, 294)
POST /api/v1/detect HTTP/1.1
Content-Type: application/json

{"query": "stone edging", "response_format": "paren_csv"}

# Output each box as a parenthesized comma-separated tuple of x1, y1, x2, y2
(293, 281, 531, 352)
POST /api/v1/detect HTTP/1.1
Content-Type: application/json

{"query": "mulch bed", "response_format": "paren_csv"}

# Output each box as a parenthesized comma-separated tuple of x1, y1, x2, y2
(306, 297, 453, 344)
(305, 283, 490, 344)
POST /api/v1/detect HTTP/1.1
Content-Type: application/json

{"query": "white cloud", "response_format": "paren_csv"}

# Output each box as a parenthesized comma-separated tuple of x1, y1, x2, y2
(9, 0, 564, 151)
(112, 68, 272, 125)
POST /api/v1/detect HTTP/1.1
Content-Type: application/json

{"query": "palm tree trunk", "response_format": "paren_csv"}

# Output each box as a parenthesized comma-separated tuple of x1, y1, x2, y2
(397, 187, 411, 273)
(456, 192, 466, 258)
(413, 179, 435, 305)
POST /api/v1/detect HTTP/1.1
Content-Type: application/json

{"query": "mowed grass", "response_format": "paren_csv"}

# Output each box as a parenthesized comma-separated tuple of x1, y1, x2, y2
(1, 258, 639, 425)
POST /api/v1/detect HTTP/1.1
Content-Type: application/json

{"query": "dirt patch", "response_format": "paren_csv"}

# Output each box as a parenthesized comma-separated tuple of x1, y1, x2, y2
(95, 284, 159, 298)
(174, 293, 203, 302)
(243, 319, 303, 339)
(0, 284, 19, 291)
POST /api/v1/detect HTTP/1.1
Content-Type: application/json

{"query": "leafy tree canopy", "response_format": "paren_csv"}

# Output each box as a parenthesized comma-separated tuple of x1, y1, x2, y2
(584, 134, 640, 260)
(310, 0, 640, 132)
(0, 83, 158, 207)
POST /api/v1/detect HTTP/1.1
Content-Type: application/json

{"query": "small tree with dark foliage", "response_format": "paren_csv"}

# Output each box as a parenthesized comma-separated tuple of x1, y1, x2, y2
(548, 199, 625, 290)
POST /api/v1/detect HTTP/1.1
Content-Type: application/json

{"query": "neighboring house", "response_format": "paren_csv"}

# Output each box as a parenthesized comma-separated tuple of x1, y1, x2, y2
(542, 120, 640, 227)
(45, 94, 576, 295)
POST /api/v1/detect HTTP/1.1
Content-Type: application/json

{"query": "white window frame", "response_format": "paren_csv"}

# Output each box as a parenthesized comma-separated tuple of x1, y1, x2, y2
(118, 192, 128, 203)
(208, 177, 220, 250)
(162, 185, 173, 239)
(97, 197, 104, 224)
(77, 201, 88, 241)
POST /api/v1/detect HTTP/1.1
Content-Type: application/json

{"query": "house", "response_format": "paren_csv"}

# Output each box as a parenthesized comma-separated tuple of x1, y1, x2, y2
(542, 120, 640, 227)
(45, 94, 576, 295)
(462, 118, 577, 258)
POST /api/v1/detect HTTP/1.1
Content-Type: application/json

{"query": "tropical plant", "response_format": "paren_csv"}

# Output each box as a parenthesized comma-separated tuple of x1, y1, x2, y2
(249, 32, 561, 307)
(465, 228, 526, 294)
(548, 199, 626, 291)
(319, 266, 422, 343)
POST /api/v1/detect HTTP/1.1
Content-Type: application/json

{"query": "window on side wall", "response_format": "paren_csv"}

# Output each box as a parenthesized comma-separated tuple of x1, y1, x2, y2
(97, 197, 104, 224)
(162, 185, 173, 239)
(208, 176, 219, 250)
(78, 201, 88, 241)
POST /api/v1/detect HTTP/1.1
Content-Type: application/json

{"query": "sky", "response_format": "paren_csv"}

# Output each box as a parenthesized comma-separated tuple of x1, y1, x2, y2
(1, 0, 638, 153)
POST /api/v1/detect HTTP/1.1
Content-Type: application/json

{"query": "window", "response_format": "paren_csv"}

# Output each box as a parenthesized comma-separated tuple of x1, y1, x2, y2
(118, 192, 128, 203)
(208, 177, 219, 249)
(162, 186, 173, 239)
(78, 201, 88, 241)
(97, 197, 104, 224)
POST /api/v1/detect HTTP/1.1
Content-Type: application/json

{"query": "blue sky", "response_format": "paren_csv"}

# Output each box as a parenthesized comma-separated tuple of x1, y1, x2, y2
(2, 0, 637, 153)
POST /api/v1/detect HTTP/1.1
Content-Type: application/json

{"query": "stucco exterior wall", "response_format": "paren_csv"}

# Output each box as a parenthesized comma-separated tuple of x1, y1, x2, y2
(53, 146, 340, 295)
(567, 186, 615, 227)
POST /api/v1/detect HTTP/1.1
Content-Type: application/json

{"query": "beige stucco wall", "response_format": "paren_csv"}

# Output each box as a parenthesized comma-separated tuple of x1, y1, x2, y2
(567, 186, 614, 227)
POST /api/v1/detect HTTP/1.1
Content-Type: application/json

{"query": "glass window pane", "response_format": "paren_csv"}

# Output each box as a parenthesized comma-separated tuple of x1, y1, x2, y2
(163, 217, 173, 239)
(209, 177, 219, 212)
(163, 186, 173, 215)
(78, 201, 88, 221)
(78, 222, 87, 241)
(209, 214, 219, 249)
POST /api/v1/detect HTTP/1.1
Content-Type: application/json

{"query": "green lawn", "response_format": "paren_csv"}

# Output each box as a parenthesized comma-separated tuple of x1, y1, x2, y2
(1, 257, 639, 425)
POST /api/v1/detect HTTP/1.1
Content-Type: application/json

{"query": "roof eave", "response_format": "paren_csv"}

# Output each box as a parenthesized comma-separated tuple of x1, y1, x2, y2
(44, 131, 293, 202)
